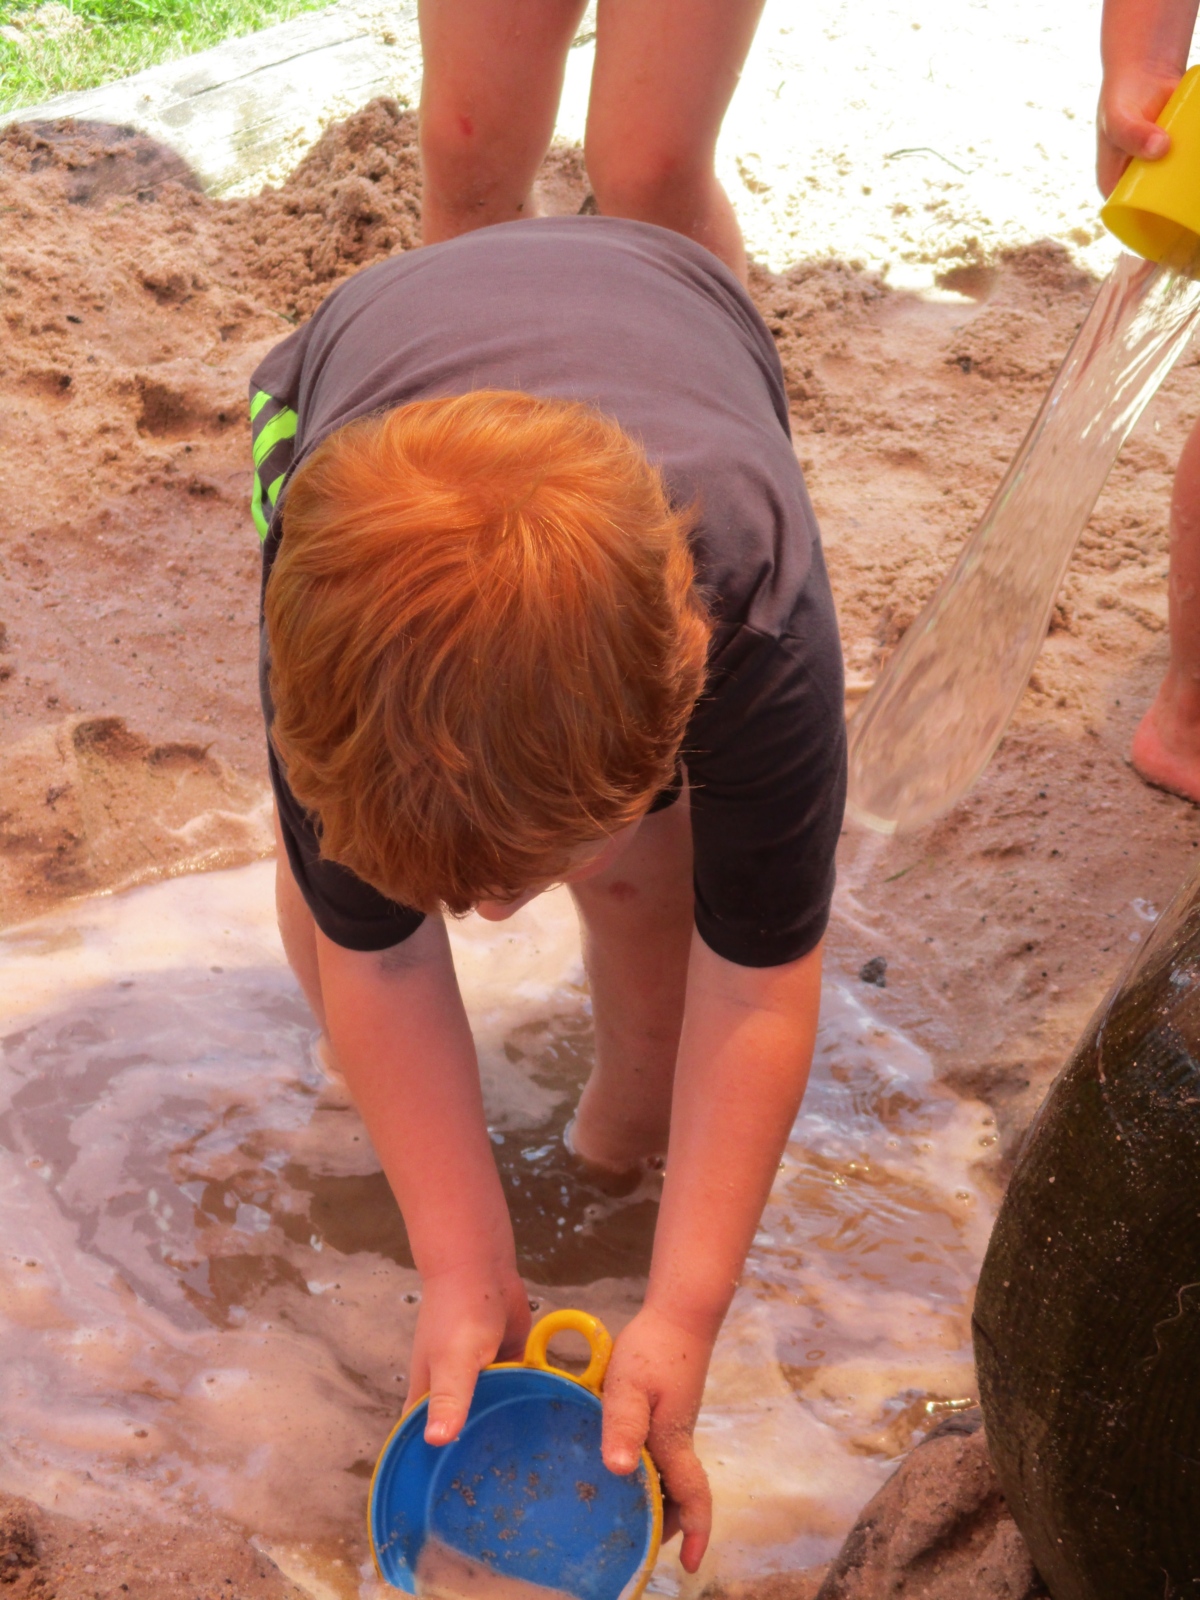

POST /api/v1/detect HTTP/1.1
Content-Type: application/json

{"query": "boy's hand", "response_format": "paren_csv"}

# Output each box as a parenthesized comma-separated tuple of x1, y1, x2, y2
(405, 1260, 532, 1445)
(1098, 68, 1176, 195)
(599, 1305, 714, 1574)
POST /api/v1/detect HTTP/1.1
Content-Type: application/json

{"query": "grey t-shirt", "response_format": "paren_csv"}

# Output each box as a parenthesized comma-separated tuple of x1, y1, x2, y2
(251, 216, 845, 968)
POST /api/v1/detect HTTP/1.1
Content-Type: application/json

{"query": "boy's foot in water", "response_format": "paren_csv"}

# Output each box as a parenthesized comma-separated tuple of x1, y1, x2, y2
(562, 1116, 662, 1197)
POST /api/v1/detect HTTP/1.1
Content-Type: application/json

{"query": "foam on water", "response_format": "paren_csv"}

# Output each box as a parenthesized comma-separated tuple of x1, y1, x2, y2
(0, 864, 995, 1596)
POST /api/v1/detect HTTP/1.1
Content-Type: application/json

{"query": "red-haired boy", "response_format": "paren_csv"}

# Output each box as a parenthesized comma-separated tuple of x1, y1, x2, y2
(251, 217, 845, 1566)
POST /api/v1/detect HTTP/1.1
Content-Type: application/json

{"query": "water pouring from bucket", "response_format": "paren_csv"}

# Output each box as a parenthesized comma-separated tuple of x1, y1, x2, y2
(846, 66, 1200, 835)
(370, 1310, 662, 1599)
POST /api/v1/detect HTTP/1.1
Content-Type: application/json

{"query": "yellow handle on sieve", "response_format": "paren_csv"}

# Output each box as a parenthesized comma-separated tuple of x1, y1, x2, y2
(522, 1309, 614, 1395)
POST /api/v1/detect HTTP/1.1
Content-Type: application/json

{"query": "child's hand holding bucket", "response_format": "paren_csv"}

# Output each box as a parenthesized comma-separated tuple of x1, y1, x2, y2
(372, 1310, 664, 1598)
(598, 1305, 713, 1574)
(404, 1261, 532, 1445)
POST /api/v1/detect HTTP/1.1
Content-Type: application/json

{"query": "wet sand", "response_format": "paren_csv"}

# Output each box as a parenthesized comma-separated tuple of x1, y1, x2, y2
(2, 94, 1200, 1600)
(0, 865, 991, 1598)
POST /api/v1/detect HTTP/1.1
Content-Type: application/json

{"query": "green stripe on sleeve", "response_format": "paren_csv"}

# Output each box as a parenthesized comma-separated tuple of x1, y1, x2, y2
(249, 388, 273, 422)
(252, 407, 298, 467)
(250, 467, 290, 544)
(251, 471, 269, 542)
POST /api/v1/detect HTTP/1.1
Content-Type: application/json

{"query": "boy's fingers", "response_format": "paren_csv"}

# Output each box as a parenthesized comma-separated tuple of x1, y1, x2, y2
(1097, 145, 1128, 201)
(1101, 101, 1170, 162)
(402, 1350, 432, 1419)
(1129, 122, 1170, 160)
(1097, 104, 1170, 199)
(497, 1323, 529, 1362)
(601, 1379, 652, 1476)
(425, 1390, 469, 1445)
(652, 1432, 711, 1574)
(424, 1347, 482, 1445)
(679, 1526, 710, 1575)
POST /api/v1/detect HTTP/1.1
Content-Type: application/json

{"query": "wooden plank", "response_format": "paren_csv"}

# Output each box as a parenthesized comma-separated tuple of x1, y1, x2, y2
(0, 0, 422, 195)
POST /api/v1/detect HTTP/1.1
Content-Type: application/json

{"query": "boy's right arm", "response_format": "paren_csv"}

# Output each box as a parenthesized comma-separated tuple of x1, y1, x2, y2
(1099, 0, 1200, 195)
(314, 914, 532, 1442)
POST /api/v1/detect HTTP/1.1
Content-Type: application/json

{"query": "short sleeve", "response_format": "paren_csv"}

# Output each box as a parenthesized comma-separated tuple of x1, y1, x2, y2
(684, 603, 846, 968)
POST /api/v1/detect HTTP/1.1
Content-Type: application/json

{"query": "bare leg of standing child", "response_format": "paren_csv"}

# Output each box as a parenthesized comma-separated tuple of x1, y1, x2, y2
(584, 0, 764, 282)
(1132, 412, 1200, 804)
(417, 0, 764, 282)
(418, 0, 588, 240)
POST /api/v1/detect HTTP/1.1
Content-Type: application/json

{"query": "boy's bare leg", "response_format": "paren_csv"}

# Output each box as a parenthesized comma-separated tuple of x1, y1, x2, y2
(274, 807, 329, 1035)
(568, 794, 694, 1172)
(586, 0, 765, 282)
(418, 0, 588, 242)
(1132, 412, 1200, 803)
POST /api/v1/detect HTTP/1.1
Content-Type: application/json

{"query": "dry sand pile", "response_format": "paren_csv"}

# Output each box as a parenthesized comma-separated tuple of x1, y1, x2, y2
(2, 100, 1200, 1598)
(0, 103, 425, 921)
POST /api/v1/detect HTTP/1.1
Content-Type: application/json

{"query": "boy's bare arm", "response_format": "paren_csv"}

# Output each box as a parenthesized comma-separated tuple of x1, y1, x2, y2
(314, 916, 532, 1442)
(599, 935, 823, 1573)
(1099, 0, 1200, 194)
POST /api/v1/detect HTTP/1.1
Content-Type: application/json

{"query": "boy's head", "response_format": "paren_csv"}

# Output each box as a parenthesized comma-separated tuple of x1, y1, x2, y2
(266, 390, 711, 915)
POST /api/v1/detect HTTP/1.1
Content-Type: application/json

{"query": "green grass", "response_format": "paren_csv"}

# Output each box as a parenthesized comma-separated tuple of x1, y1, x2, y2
(0, 0, 338, 115)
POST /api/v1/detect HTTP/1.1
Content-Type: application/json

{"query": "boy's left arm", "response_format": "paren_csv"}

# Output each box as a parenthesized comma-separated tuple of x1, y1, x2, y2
(599, 934, 823, 1572)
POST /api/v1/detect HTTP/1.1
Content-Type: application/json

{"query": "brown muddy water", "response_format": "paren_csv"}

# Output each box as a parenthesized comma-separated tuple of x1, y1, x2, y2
(0, 864, 995, 1598)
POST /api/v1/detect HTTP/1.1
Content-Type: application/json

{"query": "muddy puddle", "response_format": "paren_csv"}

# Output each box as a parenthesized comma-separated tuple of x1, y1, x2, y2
(0, 863, 995, 1596)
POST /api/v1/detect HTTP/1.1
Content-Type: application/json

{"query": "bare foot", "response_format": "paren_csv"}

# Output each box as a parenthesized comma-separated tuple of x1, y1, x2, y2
(563, 1114, 664, 1192)
(1130, 689, 1200, 805)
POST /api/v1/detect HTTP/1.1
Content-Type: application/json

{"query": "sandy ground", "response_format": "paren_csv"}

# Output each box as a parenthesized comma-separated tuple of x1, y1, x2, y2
(595, 0, 1139, 284)
(9, 0, 1193, 282)
(2, 76, 1200, 1600)
(0, 1493, 311, 1600)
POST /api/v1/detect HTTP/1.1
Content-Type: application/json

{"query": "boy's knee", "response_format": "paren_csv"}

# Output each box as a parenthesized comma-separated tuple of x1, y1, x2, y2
(585, 138, 713, 222)
(420, 99, 489, 184)
(420, 98, 547, 229)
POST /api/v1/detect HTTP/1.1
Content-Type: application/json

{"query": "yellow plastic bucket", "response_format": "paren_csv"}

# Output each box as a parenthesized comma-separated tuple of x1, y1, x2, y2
(1103, 64, 1200, 263)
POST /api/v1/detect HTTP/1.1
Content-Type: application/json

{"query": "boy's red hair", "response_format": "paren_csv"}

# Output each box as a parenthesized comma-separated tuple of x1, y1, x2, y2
(266, 390, 711, 915)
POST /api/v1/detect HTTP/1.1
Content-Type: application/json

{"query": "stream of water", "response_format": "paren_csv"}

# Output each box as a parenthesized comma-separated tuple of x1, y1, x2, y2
(0, 864, 995, 1597)
(848, 244, 1200, 834)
